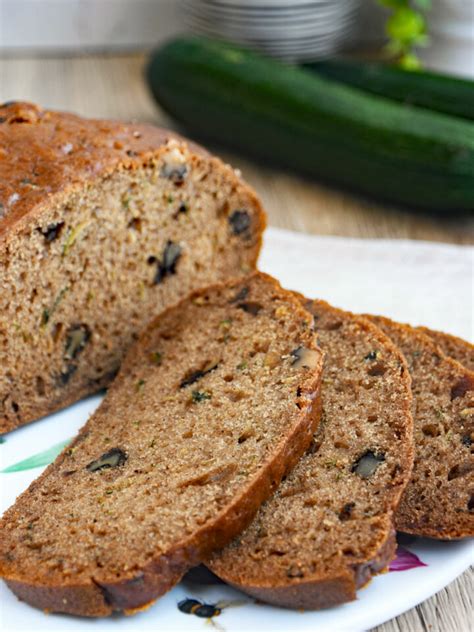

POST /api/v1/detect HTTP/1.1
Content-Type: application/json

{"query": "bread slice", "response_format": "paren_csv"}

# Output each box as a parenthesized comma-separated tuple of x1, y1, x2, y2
(0, 101, 265, 433)
(207, 299, 413, 610)
(0, 273, 323, 617)
(367, 316, 474, 539)
(418, 327, 474, 372)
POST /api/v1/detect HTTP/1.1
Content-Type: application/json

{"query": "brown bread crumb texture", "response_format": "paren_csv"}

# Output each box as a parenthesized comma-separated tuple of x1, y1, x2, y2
(418, 327, 474, 373)
(0, 102, 265, 433)
(208, 298, 413, 610)
(0, 272, 323, 617)
(368, 316, 474, 539)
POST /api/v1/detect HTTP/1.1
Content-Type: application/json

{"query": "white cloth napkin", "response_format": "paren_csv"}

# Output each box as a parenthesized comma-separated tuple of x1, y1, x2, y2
(261, 227, 473, 342)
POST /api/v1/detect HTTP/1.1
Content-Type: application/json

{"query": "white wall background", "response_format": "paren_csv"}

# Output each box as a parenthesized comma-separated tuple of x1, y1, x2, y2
(0, 0, 386, 52)
(0, 0, 182, 51)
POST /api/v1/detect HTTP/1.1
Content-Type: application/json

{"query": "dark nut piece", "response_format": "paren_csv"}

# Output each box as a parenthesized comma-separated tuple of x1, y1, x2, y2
(86, 448, 127, 472)
(338, 502, 355, 521)
(57, 363, 77, 386)
(38, 222, 65, 242)
(447, 461, 474, 481)
(451, 375, 474, 400)
(229, 210, 251, 236)
(238, 302, 262, 316)
(230, 286, 249, 303)
(364, 351, 378, 361)
(180, 362, 218, 388)
(153, 241, 182, 285)
(162, 240, 182, 273)
(64, 324, 91, 360)
(351, 450, 385, 478)
(174, 202, 188, 217)
(290, 346, 320, 369)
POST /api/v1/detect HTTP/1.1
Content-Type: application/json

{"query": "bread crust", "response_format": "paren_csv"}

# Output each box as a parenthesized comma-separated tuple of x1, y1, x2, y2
(218, 527, 396, 610)
(208, 298, 413, 610)
(368, 315, 474, 540)
(1, 272, 322, 616)
(417, 326, 474, 372)
(0, 102, 266, 433)
(0, 101, 265, 249)
(5, 404, 319, 618)
(0, 102, 206, 237)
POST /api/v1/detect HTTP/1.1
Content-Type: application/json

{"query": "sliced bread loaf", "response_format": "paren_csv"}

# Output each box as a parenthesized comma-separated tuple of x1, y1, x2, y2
(207, 299, 413, 610)
(0, 273, 323, 617)
(418, 327, 474, 372)
(0, 101, 265, 433)
(368, 316, 474, 539)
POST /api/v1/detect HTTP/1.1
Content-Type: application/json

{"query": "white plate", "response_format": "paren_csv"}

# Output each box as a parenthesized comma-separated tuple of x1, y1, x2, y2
(1, 228, 473, 632)
(201, 0, 350, 8)
(184, 26, 355, 46)
(183, 6, 357, 26)
(185, 14, 357, 37)
(184, 1, 358, 18)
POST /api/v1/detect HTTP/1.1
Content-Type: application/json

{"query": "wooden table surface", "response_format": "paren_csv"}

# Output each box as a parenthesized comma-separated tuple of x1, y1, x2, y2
(0, 53, 472, 632)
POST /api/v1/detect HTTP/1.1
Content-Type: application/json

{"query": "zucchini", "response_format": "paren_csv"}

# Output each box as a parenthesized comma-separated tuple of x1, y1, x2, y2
(306, 59, 474, 121)
(146, 37, 474, 212)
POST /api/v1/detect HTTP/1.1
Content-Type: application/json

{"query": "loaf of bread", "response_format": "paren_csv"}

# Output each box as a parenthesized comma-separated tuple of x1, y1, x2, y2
(0, 102, 265, 433)
(0, 272, 323, 617)
(368, 316, 474, 539)
(207, 298, 413, 610)
(418, 327, 474, 372)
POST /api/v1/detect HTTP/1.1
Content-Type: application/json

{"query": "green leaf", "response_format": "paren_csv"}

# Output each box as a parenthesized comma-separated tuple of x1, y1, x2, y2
(377, 0, 429, 68)
(0, 437, 5, 444)
(386, 8, 426, 46)
(400, 53, 423, 70)
(1, 439, 72, 473)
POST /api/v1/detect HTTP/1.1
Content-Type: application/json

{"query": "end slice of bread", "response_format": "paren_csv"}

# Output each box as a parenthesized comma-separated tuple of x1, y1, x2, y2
(0, 102, 265, 433)
(0, 273, 323, 617)
(368, 316, 474, 539)
(418, 327, 474, 373)
(207, 299, 413, 610)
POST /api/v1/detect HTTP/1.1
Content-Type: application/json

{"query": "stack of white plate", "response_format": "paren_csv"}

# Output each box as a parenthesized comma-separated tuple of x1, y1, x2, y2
(182, 0, 361, 61)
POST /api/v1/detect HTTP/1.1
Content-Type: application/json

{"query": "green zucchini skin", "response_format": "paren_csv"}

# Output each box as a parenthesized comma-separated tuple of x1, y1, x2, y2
(307, 59, 474, 122)
(146, 37, 474, 212)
